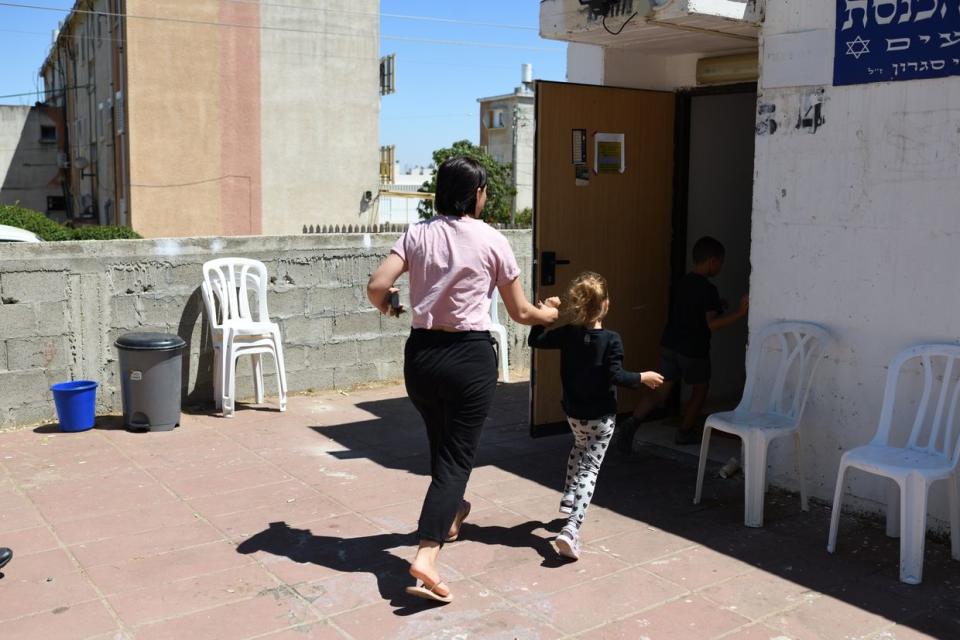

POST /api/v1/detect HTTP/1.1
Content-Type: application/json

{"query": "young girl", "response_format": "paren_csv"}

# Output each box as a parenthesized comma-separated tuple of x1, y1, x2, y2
(529, 272, 663, 560)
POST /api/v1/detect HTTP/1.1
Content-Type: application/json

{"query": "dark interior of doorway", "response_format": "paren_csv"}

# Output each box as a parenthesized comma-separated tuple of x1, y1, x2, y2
(658, 82, 757, 423)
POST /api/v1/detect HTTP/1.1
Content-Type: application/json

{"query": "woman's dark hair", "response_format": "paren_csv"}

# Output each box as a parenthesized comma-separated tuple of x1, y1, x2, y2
(434, 156, 487, 217)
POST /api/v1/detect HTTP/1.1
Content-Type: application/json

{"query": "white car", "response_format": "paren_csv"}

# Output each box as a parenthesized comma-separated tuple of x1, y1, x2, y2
(0, 224, 43, 243)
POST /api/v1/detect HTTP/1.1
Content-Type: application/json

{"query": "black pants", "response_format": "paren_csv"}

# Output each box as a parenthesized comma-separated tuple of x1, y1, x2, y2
(404, 329, 498, 543)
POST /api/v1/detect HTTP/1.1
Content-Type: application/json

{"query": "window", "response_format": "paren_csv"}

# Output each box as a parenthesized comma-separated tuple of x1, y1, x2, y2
(379, 53, 396, 96)
(489, 109, 506, 129)
(47, 196, 66, 212)
(39, 125, 57, 143)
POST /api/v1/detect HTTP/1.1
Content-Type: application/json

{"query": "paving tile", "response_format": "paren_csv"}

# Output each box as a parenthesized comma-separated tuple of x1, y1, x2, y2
(160, 463, 294, 500)
(313, 471, 431, 513)
(236, 514, 411, 586)
(358, 499, 425, 533)
(700, 570, 816, 621)
(0, 524, 60, 557)
(0, 487, 32, 511)
(587, 524, 698, 565)
(473, 545, 630, 601)
(27, 469, 175, 524)
(585, 595, 752, 640)
(331, 578, 508, 640)
(718, 623, 799, 640)
(85, 540, 253, 595)
(766, 590, 916, 640)
(0, 569, 100, 622)
(107, 564, 281, 627)
(213, 503, 372, 543)
(0, 600, 118, 640)
(51, 498, 199, 545)
(254, 621, 348, 640)
(0, 504, 45, 534)
(526, 567, 688, 635)
(418, 606, 563, 640)
(0, 547, 76, 583)
(289, 564, 410, 617)
(642, 545, 756, 591)
(133, 587, 321, 640)
(70, 520, 226, 569)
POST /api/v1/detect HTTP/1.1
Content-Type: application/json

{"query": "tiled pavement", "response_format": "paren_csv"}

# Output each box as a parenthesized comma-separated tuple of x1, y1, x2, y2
(1, 381, 958, 640)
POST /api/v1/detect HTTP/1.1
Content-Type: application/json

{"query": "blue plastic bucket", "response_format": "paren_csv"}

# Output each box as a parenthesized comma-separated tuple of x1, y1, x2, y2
(50, 381, 98, 433)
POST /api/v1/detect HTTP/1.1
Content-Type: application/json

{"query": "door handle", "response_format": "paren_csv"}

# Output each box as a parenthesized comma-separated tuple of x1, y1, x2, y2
(540, 251, 571, 287)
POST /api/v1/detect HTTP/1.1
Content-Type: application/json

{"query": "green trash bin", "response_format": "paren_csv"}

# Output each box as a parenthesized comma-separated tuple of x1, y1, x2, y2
(115, 332, 187, 432)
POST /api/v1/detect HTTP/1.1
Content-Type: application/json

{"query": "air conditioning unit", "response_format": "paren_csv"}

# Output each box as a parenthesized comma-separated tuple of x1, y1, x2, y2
(57, 152, 70, 169)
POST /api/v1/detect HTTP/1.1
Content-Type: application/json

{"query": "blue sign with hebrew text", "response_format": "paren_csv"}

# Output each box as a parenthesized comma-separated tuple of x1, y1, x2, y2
(834, 0, 960, 85)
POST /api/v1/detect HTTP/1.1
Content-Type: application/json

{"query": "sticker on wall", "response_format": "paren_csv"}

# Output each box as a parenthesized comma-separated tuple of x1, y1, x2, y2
(594, 133, 625, 174)
(756, 102, 778, 136)
(796, 88, 826, 134)
(834, 0, 960, 85)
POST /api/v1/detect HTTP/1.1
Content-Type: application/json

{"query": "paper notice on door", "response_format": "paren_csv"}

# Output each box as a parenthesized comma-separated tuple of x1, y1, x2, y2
(595, 133, 625, 174)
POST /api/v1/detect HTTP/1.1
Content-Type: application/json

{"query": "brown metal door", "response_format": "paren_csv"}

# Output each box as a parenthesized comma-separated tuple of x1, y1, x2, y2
(532, 81, 675, 434)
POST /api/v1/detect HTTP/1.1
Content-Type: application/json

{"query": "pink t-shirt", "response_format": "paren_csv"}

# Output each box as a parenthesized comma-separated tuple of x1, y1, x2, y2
(391, 215, 521, 331)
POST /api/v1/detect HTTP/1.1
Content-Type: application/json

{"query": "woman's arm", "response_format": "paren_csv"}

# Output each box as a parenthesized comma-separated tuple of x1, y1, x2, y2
(367, 253, 407, 316)
(498, 278, 558, 327)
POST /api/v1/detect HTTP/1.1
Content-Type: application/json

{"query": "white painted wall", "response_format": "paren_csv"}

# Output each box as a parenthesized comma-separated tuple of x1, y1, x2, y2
(753, 1, 960, 528)
(567, 43, 605, 85)
(604, 49, 699, 90)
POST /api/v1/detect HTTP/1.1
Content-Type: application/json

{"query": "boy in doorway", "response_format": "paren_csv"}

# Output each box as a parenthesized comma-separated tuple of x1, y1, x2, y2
(617, 236, 748, 448)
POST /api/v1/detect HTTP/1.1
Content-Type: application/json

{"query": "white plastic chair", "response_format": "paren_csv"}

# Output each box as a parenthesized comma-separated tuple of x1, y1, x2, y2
(201, 258, 287, 417)
(490, 288, 509, 383)
(828, 344, 960, 584)
(694, 322, 832, 527)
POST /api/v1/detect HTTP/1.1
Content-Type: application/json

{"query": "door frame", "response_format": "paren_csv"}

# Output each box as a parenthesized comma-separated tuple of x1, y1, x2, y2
(665, 82, 758, 417)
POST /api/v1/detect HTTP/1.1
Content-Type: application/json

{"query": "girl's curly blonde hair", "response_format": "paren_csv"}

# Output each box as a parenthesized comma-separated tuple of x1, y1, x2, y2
(566, 271, 609, 327)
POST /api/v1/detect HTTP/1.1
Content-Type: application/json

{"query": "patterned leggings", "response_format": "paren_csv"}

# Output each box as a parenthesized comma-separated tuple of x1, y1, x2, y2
(563, 415, 615, 533)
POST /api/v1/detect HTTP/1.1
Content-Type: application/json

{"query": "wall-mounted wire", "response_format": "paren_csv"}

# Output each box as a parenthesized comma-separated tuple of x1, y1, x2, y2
(602, 11, 638, 36)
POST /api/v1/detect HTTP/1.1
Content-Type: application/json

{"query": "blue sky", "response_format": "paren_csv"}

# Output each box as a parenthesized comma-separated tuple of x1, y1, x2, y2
(0, 1, 566, 169)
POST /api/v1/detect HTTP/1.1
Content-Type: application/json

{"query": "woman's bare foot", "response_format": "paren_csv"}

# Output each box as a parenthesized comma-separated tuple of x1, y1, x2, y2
(407, 541, 450, 600)
(408, 548, 451, 602)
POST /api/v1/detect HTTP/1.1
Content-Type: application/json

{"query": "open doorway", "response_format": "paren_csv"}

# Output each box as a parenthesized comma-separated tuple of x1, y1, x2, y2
(673, 85, 756, 416)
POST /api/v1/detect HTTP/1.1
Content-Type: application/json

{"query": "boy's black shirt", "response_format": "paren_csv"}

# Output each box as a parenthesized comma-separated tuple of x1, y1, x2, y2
(528, 324, 640, 420)
(660, 272, 723, 358)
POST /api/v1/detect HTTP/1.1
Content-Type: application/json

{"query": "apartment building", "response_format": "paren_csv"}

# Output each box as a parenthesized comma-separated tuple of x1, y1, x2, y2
(41, 0, 381, 237)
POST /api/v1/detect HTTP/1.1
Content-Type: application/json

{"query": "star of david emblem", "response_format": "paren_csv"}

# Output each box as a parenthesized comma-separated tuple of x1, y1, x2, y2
(846, 36, 871, 59)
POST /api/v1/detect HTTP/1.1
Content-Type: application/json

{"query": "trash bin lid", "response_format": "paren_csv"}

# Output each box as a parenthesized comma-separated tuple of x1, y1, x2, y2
(114, 332, 186, 351)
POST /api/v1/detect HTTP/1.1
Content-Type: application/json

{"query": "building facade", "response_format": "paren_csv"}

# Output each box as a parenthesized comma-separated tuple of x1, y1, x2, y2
(478, 64, 536, 213)
(41, 0, 381, 237)
(541, 0, 960, 529)
(0, 105, 64, 218)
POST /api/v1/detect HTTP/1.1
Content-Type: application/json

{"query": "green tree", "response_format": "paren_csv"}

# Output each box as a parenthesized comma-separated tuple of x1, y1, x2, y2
(417, 140, 516, 224)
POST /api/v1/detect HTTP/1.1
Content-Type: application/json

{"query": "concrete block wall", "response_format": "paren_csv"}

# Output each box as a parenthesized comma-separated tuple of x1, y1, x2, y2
(0, 231, 532, 428)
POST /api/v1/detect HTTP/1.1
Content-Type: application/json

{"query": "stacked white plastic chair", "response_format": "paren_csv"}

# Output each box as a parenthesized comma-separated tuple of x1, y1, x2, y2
(828, 344, 960, 584)
(489, 288, 509, 383)
(200, 258, 287, 417)
(694, 322, 832, 527)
